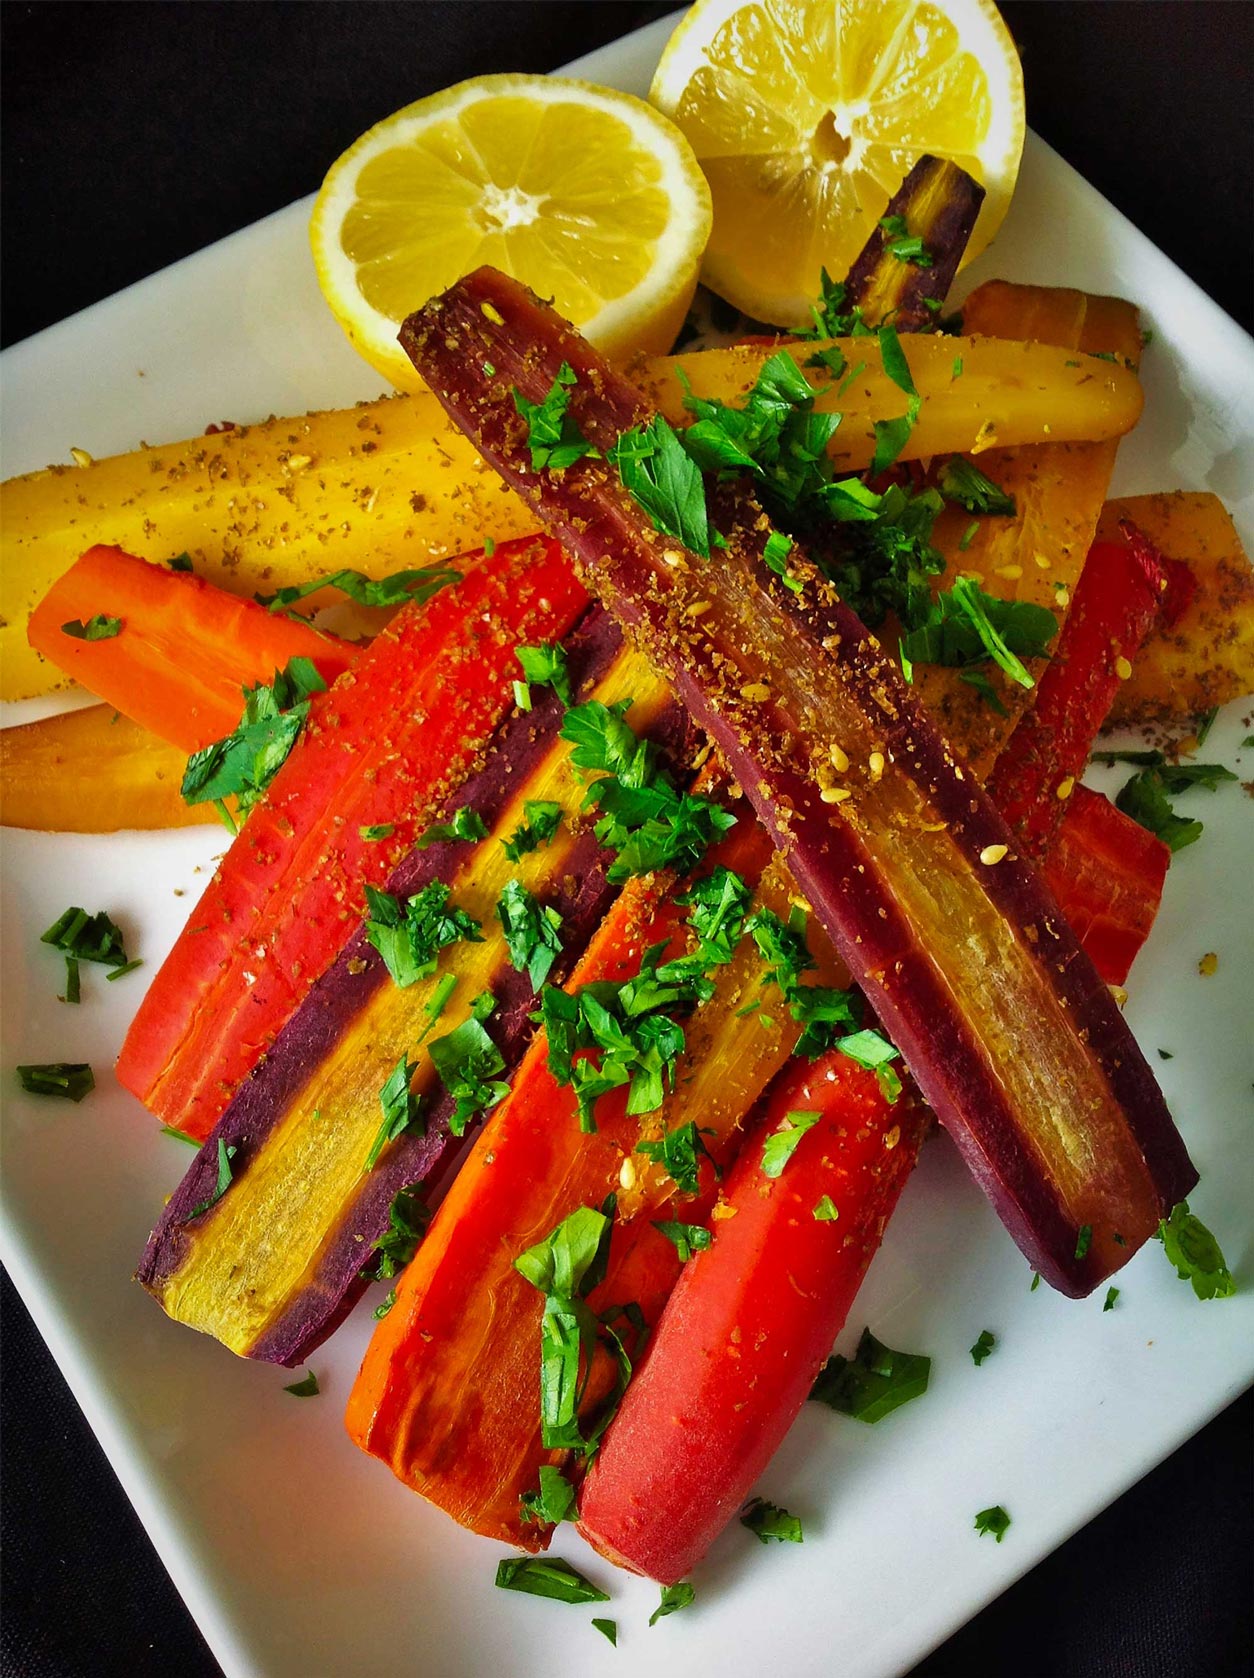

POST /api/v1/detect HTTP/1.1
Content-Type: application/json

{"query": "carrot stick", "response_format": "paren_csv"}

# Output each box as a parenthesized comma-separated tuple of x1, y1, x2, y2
(989, 527, 1169, 854)
(1043, 785, 1170, 988)
(26, 545, 355, 752)
(117, 534, 588, 1139)
(577, 1049, 925, 1583)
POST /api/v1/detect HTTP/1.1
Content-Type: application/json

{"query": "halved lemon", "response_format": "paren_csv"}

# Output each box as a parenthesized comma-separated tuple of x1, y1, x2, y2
(311, 73, 713, 392)
(651, 0, 1025, 327)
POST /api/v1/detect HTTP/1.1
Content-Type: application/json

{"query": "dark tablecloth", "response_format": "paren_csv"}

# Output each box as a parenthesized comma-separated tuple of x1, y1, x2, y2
(2, 5, 1250, 1676)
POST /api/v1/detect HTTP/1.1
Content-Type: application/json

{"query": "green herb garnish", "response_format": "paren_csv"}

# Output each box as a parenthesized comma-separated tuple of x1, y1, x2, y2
(649, 1582, 695, 1625)
(374, 1288, 397, 1319)
(503, 799, 564, 862)
(516, 642, 574, 705)
(592, 1618, 618, 1645)
(364, 1053, 423, 1170)
(811, 1327, 930, 1423)
(512, 364, 599, 473)
(970, 1329, 996, 1366)
(974, 1505, 1011, 1542)
(367, 1185, 429, 1280)
(1074, 1224, 1093, 1260)
(879, 214, 933, 267)
(359, 823, 394, 842)
(1156, 1200, 1234, 1300)
(495, 1555, 610, 1606)
(609, 411, 711, 557)
(740, 1497, 804, 1544)
(41, 905, 132, 1002)
(416, 807, 488, 849)
(283, 1370, 319, 1397)
(636, 1120, 717, 1196)
(1103, 1287, 1120, 1312)
(61, 614, 122, 641)
(364, 881, 482, 989)
(15, 1062, 94, 1102)
(520, 1465, 577, 1526)
(761, 1109, 821, 1179)
(651, 1218, 712, 1261)
(813, 1195, 839, 1222)
(187, 1137, 237, 1220)
(167, 552, 194, 573)
(900, 577, 1055, 692)
(938, 457, 1017, 516)
(428, 1013, 509, 1135)
(256, 565, 460, 614)
(181, 657, 327, 824)
(1114, 761, 1236, 852)
(497, 879, 564, 990)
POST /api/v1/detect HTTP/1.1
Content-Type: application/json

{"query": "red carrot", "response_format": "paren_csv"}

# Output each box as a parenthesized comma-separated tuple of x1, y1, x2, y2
(117, 534, 588, 1139)
(26, 544, 355, 753)
(1043, 785, 1170, 987)
(989, 527, 1169, 854)
(577, 1049, 925, 1583)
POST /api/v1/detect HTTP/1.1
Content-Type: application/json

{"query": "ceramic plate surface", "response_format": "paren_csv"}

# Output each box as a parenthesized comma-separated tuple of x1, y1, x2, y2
(2, 14, 1252, 1678)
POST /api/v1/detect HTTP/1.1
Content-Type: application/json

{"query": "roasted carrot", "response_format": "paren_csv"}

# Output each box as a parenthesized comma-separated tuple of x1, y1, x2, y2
(989, 527, 1169, 854)
(26, 545, 356, 752)
(117, 534, 588, 1139)
(1043, 785, 1170, 988)
(577, 1049, 925, 1583)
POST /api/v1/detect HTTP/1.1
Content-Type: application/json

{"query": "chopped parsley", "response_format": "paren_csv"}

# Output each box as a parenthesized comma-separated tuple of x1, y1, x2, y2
(1103, 1286, 1120, 1312)
(186, 1137, 237, 1220)
(651, 1218, 712, 1261)
(159, 1124, 199, 1146)
(813, 1195, 840, 1222)
(416, 807, 488, 849)
(649, 1582, 695, 1625)
(899, 577, 1056, 692)
(427, 1013, 509, 1135)
(513, 1201, 634, 1453)
(520, 1465, 576, 1527)
(364, 881, 482, 989)
(636, 1119, 717, 1196)
(15, 1062, 94, 1102)
(41, 906, 132, 1003)
(512, 363, 599, 473)
(763, 528, 802, 593)
(496, 879, 564, 990)
(675, 866, 754, 967)
(1114, 760, 1236, 853)
(879, 213, 933, 267)
(592, 1619, 618, 1646)
(974, 1505, 1011, 1543)
(1156, 1200, 1234, 1300)
(744, 905, 860, 1057)
(373, 1288, 397, 1320)
(970, 1329, 996, 1366)
(761, 1109, 821, 1179)
(811, 1327, 930, 1423)
(181, 657, 326, 825)
(61, 614, 122, 641)
(516, 642, 574, 706)
(1074, 1224, 1093, 1261)
(609, 411, 712, 557)
(938, 457, 1017, 517)
(740, 1497, 804, 1544)
(283, 1369, 319, 1398)
(871, 325, 922, 475)
(359, 823, 394, 842)
(495, 1555, 610, 1605)
(256, 565, 460, 614)
(503, 799, 564, 862)
(366, 1185, 429, 1280)
(364, 1053, 423, 1170)
(835, 1027, 902, 1101)
(167, 552, 194, 573)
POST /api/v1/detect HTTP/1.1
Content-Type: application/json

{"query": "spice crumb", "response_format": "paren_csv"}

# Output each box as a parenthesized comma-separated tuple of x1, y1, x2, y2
(1198, 951, 1218, 976)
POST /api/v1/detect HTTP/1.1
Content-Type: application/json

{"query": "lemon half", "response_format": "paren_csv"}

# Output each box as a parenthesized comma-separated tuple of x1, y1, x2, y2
(651, 0, 1025, 327)
(311, 73, 713, 391)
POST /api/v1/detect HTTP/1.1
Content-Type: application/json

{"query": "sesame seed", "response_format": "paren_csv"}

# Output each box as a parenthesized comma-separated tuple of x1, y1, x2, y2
(830, 743, 850, 773)
(618, 1156, 637, 1191)
(70, 447, 94, 468)
(480, 302, 505, 325)
(1055, 776, 1075, 800)
(980, 843, 1008, 865)
(1115, 656, 1133, 680)
(820, 787, 851, 804)
(868, 751, 885, 780)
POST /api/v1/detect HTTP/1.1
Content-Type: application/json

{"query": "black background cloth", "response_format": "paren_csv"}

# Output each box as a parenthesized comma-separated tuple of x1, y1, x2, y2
(1, 4, 1251, 1675)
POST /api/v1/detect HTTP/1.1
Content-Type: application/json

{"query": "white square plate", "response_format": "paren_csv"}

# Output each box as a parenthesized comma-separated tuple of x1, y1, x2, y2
(2, 15, 1252, 1678)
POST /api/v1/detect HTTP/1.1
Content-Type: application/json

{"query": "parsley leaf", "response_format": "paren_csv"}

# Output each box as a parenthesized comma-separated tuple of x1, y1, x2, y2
(636, 1119, 717, 1196)
(938, 457, 1017, 517)
(495, 1556, 610, 1605)
(741, 1497, 804, 1544)
(256, 565, 460, 614)
(651, 1218, 712, 1261)
(813, 1195, 839, 1221)
(428, 1014, 509, 1135)
(811, 1327, 931, 1423)
(650, 1582, 695, 1625)
(503, 799, 564, 862)
(167, 552, 194, 573)
(41, 906, 132, 1003)
(879, 213, 934, 267)
(900, 577, 1056, 692)
(675, 866, 754, 967)
(373, 1288, 397, 1320)
(871, 325, 922, 474)
(511, 363, 599, 472)
(15, 1062, 94, 1102)
(283, 1370, 319, 1397)
(1074, 1224, 1093, 1260)
(181, 657, 326, 822)
(970, 1329, 996, 1366)
(744, 906, 860, 1058)
(609, 413, 711, 557)
(1156, 1200, 1235, 1300)
(187, 1137, 237, 1220)
(516, 642, 574, 705)
(1115, 761, 1236, 852)
(592, 1619, 617, 1645)
(364, 881, 482, 989)
(497, 879, 564, 990)
(519, 1464, 576, 1527)
(366, 1185, 429, 1280)
(364, 1053, 423, 1170)
(761, 1109, 822, 1178)
(416, 807, 488, 849)
(974, 1505, 1011, 1542)
(61, 614, 122, 641)
(359, 823, 394, 842)
(1103, 1286, 1120, 1312)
